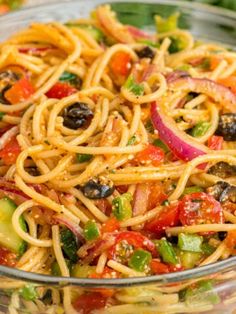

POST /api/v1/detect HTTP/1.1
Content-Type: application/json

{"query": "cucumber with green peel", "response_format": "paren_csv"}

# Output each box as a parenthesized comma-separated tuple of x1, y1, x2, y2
(71, 264, 96, 278)
(0, 197, 26, 254)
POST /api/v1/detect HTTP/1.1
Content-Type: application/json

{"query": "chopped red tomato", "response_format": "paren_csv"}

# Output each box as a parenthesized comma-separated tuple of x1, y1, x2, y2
(208, 135, 223, 150)
(135, 144, 164, 167)
(179, 192, 224, 226)
(108, 231, 156, 260)
(110, 51, 131, 76)
(90, 267, 120, 279)
(145, 203, 179, 236)
(95, 199, 112, 216)
(150, 260, 170, 274)
(218, 76, 236, 94)
(148, 183, 168, 210)
(0, 137, 21, 165)
(225, 230, 236, 255)
(73, 292, 107, 314)
(89, 266, 119, 297)
(116, 231, 155, 252)
(5, 77, 35, 104)
(46, 82, 77, 99)
(209, 56, 222, 71)
(19, 46, 52, 55)
(116, 185, 128, 194)
(101, 217, 120, 234)
(0, 247, 17, 267)
(0, 4, 10, 15)
(0, 126, 12, 137)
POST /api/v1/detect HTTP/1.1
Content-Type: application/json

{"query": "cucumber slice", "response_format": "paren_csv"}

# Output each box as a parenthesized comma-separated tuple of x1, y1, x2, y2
(71, 264, 96, 278)
(0, 197, 26, 254)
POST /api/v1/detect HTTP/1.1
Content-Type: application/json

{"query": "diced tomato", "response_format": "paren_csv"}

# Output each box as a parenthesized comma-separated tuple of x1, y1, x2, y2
(46, 82, 77, 99)
(116, 231, 155, 252)
(135, 144, 164, 167)
(73, 292, 107, 314)
(89, 266, 119, 297)
(0, 126, 12, 137)
(110, 51, 131, 76)
(150, 260, 170, 274)
(225, 230, 236, 255)
(188, 57, 204, 67)
(0, 4, 10, 15)
(90, 267, 119, 279)
(0, 137, 21, 165)
(0, 247, 17, 267)
(179, 192, 224, 226)
(4, 77, 35, 104)
(209, 56, 222, 71)
(148, 183, 168, 210)
(108, 231, 156, 260)
(208, 135, 223, 150)
(145, 203, 179, 235)
(19, 47, 52, 55)
(218, 76, 236, 94)
(94, 199, 112, 216)
(168, 264, 184, 272)
(116, 185, 128, 194)
(101, 217, 120, 234)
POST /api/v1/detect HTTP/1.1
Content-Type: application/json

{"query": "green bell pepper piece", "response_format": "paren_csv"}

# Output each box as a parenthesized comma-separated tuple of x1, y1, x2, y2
(124, 75, 144, 96)
(112, 193, 132, 221)
(182, 186, 203, 196)
(76, 154, 93, 163)
(191, 121, 211, 137)
(84, 220, 100, 241)
(128, 249, 152, 272)
(158, 238, 178, 265)
(153, 139, 169, 153)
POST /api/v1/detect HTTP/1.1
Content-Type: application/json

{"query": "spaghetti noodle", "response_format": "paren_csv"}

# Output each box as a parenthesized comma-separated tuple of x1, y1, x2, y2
(0, 4, 235, 313)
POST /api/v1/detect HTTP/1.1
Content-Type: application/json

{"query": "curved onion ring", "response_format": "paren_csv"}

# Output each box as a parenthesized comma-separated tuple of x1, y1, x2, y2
(96, 5, 134, 44)
(151, 101, 208, 165)
(169, 77, 236, 113)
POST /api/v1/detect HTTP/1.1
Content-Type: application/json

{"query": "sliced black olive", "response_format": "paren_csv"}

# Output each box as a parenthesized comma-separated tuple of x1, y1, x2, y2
(207, 181, 230, 201)
(208, 162, 236, 179)
(0, 70, 19, 82)
(26, 167, 40, 177)
(80, 177, 115, 199)
(0, 85, 11, 104)
(136, 46, 155, 59)
(0, 71, 20, 104)
(62, 102, 93, 130)
(207, 181, 236, 203)
(216, 113, 236, 141)
(218, 231, 227, 241)
(219, 185, 236, 203)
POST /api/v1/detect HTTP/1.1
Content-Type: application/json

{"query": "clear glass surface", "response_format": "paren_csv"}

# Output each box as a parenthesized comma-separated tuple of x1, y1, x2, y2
(0, 1, 236, 313)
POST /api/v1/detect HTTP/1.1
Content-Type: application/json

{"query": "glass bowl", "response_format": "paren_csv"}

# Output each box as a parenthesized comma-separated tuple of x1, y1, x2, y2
(0, 1, 236, 313)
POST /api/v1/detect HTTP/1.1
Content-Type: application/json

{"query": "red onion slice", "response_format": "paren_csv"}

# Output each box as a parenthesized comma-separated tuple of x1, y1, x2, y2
(126, 25, 154, 40)
(169, 77, 236, 113)
(19, 46, 54, 55)
(151, 101, 208, 164)
(54, 213, 84, 242)
(132, 184, 150, 216)
(0, 126, 19, 150)
(96, 6, 134, 43)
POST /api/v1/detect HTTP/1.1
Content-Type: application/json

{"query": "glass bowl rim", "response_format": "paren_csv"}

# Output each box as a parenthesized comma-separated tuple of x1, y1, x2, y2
(0, 0, 236, 287)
